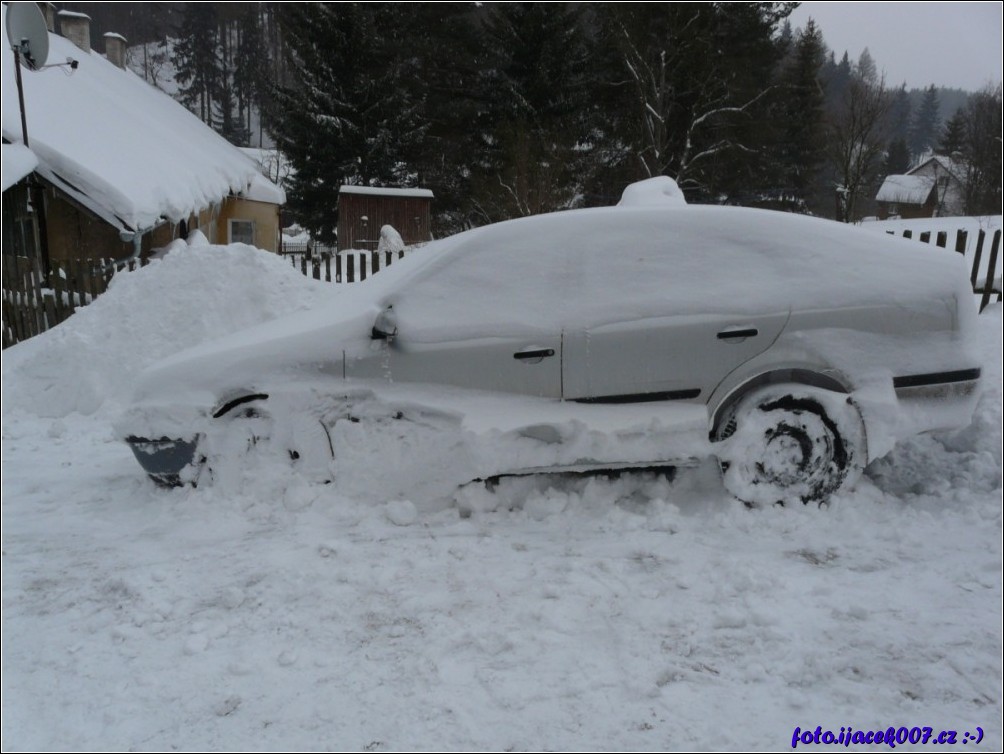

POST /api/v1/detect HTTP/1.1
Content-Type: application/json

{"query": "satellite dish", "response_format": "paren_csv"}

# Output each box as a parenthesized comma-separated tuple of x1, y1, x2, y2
(6, 2, 50, 71)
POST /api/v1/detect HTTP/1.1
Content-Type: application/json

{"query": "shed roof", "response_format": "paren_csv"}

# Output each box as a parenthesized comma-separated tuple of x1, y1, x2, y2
(339, 185, 434, 199)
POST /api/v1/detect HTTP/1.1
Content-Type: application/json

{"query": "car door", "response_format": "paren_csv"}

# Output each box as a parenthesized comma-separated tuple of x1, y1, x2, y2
(562, 311, 789, 402)
(553, 214, 790, 403)
(345, 239, 565, 398)
(353, 327, 562, 398)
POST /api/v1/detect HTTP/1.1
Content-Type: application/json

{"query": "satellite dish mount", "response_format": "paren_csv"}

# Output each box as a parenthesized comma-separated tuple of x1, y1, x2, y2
(6, 1, 51, 147)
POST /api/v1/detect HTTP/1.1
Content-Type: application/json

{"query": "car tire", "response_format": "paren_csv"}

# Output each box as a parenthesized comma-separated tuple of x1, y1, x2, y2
(715, 384, 866, 507)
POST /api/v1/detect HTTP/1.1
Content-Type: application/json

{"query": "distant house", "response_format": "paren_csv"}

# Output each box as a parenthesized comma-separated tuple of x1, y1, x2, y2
(875, 175, 937, 219)
(1, 6, 285, 271)
(337, 186, 434, 250)
(908, 154, 967, 216)
(876, 153, 968, 220)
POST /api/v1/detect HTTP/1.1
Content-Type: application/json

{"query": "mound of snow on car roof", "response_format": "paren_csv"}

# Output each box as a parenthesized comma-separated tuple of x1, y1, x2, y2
(617, 175, 687, 206)
(1, 240, 334, 418)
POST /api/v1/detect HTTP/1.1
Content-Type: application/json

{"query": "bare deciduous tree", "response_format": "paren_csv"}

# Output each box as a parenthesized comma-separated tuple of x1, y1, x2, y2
(827, 74, 891, 222)
(601, 3, 784, 193)
(962, 84, 1003, 215)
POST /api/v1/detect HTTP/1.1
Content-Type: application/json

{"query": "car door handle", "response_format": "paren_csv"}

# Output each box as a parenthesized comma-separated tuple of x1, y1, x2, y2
(513, 348, 555, 362)
(717, 327, 759, 342)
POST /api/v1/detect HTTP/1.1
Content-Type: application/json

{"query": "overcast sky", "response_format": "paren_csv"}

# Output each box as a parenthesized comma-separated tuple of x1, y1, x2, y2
(787, 2, 1003, 91)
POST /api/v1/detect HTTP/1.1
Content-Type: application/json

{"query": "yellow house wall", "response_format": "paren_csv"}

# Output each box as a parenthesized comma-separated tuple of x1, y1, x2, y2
(216, 197, 281, 252)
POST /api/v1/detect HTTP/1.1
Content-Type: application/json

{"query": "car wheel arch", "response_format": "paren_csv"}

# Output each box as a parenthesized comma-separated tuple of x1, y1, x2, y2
(212, 392, 270, 419)
(709, 367, 851, 441)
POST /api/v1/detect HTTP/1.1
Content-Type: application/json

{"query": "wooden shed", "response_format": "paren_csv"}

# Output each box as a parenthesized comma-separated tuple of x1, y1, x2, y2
(337, 186, 434, 250)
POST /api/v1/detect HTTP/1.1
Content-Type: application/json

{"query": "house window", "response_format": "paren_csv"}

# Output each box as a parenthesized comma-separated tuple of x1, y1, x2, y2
(228, 219, 255, 246)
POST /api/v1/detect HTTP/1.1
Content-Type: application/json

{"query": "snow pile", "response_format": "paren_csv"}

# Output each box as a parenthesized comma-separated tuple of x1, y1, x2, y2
(617, 176, 687, 207)
(866, 305, 1002, 502)
(1, 242, 335, 418)
(377, 224, 405, 253)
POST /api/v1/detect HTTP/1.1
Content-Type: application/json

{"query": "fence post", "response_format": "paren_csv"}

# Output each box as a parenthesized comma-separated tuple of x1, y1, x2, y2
(935, 231, 947, 248)
(970, 230, 986, 290)
(954, 229, 967, 256)
(980, 230, 1001, 312)
(902, 230, 912, 239)
(919, 231, 931, 244)
(27, 256, 47, 337)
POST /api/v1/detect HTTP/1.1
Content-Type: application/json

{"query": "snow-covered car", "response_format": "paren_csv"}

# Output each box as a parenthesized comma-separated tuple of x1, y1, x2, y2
(118, 182, 981, 506)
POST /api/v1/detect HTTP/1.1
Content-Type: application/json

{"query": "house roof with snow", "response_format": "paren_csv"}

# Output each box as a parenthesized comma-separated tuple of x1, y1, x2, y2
(339, 185, 435, 199)
(907, 153, 967, 183)
(1, 141, 38, 192)
(876, 174, 936, 205)
(1, 5, 282, 235)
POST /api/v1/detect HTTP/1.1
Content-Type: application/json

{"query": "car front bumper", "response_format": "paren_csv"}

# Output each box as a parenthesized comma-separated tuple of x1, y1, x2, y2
(125, 435, 202, 487)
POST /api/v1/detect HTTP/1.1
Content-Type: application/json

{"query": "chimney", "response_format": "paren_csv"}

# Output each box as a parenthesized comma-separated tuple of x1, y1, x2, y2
(104, 32, 128, 69)
(41, 2, 57, 32)
(57, 10, 91, 53)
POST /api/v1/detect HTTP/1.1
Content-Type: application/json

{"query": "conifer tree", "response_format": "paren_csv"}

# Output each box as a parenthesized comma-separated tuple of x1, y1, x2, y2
(938, 110, 966, 156)
(173, 4, 221, 124)
(469, 2, 593, 221)
(884, 138, 911, 175)
(593, 2, 791, 199)
(910, 84, 941, 157)
(271, 3, 430, 242)
(887, 84, 912, 145)
(778, 19, 826, 204)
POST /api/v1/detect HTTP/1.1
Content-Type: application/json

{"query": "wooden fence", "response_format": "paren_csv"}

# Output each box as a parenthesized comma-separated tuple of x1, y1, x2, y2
(2, 255, 149, 348)
(882, 227, 1002, 312)
(278, 248, 410, 283)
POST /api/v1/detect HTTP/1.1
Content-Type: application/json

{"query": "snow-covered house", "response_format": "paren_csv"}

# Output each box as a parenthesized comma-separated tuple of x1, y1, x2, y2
(338, 186, 434, 250)
(875, 174, 937, 220)
(907, 154, 967, 216)
(876, 154, 968, 220)
(1, 6, 285, 269)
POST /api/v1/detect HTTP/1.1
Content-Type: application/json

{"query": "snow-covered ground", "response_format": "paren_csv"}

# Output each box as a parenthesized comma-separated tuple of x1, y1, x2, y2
(2, 243, 1001, 750)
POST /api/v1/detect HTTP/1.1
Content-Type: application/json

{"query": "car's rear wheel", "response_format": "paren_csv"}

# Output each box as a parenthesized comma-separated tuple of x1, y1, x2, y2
(715, 385, 866, 506)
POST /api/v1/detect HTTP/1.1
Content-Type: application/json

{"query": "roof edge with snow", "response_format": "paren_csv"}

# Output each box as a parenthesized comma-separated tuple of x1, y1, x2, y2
(339, 186, 434, 199)
(876, 175, 936, 205)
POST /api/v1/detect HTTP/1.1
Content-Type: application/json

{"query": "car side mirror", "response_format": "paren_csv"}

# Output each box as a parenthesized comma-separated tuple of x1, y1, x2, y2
(371, 305, 398, 341)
